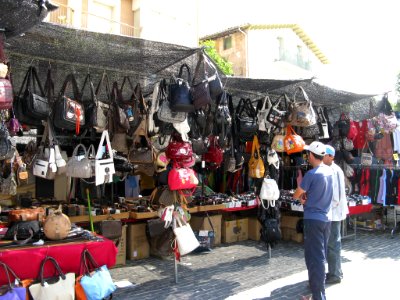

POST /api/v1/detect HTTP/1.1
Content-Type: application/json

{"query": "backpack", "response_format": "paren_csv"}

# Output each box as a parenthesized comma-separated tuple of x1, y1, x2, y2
(258, 204, 281, 248)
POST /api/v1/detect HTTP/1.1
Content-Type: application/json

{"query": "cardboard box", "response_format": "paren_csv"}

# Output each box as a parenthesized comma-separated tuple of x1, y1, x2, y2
(248, 217, 261, 241)
(127, 223, 150, 260)
(281, 215, 302, 230)
(190, 214, 222, 246)
(221, 218, 248, 243)
(281, 227, 303, 243)
(115, 225, 127, 266)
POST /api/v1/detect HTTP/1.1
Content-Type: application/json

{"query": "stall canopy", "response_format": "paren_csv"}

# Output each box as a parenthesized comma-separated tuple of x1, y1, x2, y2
(4, 22, 377, 110)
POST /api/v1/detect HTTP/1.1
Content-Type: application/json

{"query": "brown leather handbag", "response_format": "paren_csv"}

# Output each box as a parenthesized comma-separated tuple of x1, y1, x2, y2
(8, 207, 45, 222)
(98, 215, 122, 240)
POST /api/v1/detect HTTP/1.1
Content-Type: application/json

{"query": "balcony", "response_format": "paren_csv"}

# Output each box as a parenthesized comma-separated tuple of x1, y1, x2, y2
(46, 2, 136, 37)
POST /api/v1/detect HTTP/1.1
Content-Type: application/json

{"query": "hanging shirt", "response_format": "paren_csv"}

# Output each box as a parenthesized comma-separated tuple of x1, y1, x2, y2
(353, 120, 368, 149)
(392, 125, 400, 152)
(376, 169, 386, 205)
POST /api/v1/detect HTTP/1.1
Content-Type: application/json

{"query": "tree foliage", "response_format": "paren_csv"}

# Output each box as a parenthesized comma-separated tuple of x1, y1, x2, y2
(395, 72, 400, 111)
(200, 40, 233, 75)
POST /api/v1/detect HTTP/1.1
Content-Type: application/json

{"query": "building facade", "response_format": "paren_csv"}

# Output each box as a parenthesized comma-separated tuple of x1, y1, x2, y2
(200, 24, 329, 79)
(46, 0, 198, 47)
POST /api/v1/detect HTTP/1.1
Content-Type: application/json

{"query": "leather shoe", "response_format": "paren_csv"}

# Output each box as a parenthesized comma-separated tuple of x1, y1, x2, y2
(325, 276, 341, 285)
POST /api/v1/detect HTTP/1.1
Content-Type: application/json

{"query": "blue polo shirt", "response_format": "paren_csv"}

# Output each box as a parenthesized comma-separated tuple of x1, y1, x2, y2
(300, 164, 333, 222)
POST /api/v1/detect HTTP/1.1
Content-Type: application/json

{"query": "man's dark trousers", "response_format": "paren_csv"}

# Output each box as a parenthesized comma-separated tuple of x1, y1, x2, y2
(304, 219, 331, 300)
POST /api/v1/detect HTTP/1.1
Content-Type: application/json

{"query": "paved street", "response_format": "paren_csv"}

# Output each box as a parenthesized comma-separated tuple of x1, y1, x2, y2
(110, 212, 400, 300)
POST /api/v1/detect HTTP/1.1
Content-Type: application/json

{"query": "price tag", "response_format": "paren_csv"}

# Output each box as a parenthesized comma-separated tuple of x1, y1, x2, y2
(393, 153, 399, 161)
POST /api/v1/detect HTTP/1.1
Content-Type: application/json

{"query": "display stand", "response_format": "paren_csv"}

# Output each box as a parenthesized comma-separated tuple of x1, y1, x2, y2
(342, 204, 373, 240)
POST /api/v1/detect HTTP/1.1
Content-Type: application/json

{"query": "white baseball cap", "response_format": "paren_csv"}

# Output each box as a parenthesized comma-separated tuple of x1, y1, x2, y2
(267, 149, 280, 169)
(303, 141, 326, 156)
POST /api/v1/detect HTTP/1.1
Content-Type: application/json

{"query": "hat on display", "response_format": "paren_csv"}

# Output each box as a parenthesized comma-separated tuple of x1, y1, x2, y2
(267, 149, 280, 169)
(303, 141, 326, 156)
(325, 145, 335, 157)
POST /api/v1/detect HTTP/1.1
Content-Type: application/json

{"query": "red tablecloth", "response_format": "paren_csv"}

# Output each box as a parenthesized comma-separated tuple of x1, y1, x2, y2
(0, 239, 117, 285)
(348, 204, 373, 216)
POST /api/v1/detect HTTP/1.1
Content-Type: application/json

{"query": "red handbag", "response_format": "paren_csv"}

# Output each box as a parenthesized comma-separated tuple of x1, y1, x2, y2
(347, 120, 358, 141)
(166, 136, 193, 162)
(204, 136, 223, 169)
(168, 167, 199, 192)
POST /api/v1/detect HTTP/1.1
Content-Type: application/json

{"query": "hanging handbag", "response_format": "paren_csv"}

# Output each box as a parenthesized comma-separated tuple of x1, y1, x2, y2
(336, 113, 350, 137)
(128, 135, 154, 165)
(169, 64, 194, 112)
(166, 136, 193, 162)
(53, 74, 85, 134)
(266, 94, 288, 128)
(316, 107, 329, 139)
(82, 73, 109, 132)
(158, 79, 187, 123)
(95, 130, 115, 186)
(342, 137, 354, 151)
(271, 131, 285, 153)
(29, 256, 75, 300)
(110, 81, 130, 133)
(361, 141, 373, 166)
(204, 54, 224, 100)
(204, 135, 223, 170)
(236, 98, 258, 140)
(191, 52, 212, 109)
(0, 159, 17, 196)
(168, 166, 198, 191)
(7, 111, 23, 137)
(173, 216, 200, 256)
(32, 123, 57, 180)
(257, 95, 273, 132)
(260, 177, 280, 202)
(18, 66, 49, 121)
(0, 262, 27, 300)
(66, 144, 92, 178)
(248, 135, 265, 178)
(129, 82, 147, 134)
(284, 125, 305, 154)
(288, 86, 316, 127)
(78, 250, 116, 300)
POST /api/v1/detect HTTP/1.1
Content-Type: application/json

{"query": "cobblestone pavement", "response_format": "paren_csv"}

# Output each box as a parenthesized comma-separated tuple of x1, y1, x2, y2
(110, 213, 400, 300)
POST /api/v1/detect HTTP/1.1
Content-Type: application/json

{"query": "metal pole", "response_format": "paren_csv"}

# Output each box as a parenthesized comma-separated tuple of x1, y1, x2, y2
(268, 244, 272, 259)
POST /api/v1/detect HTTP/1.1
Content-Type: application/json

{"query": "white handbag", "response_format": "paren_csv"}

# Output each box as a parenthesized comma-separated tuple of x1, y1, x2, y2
(66, 144, 92, 178)
(257, 95, 273, 132)
(260, 177, 280, 207)
(29, 257, 75, 300)
(173, 216, 200, 256)
(173, 118, 190, 141)
(95, 130, 115, 186)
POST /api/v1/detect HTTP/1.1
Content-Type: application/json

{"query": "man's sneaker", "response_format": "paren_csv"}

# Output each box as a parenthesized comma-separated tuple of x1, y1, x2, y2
(325, 276, 341, 285)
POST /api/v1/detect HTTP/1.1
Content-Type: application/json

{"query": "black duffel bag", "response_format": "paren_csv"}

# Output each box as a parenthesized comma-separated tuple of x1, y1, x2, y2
(3, 220, 42, 244)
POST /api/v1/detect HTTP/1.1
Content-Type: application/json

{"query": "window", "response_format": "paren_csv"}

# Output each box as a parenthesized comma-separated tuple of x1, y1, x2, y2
(223, 36, 232, 50)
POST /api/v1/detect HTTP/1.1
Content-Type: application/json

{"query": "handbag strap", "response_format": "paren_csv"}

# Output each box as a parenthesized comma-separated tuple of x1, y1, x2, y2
(293, 86, 311, 103)
(44, 68, 55, 103)
(0, 262, 22, 288)
(204, 211, 215, 232)
(28, 66, 46, 97)
(192, 52, 208, 85)
(177, 63, 192, 83)
(133, 83, 147, 114)
(120, 76, 134, 100)
(72, 143, 88, 158)
(251, 135, 261, 158)
(59, 73, 81, 101)
(39, 256, 66, 286)
(81, 249, 100, 275)
(81, 73, 96, 104)
(17, 66, 32, 97)
(95, 72, 111, 100)
(96, 130, 114, 160)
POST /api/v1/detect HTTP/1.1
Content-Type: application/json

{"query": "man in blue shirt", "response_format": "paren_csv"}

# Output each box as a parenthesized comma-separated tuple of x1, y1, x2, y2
(293, 141, 333, 300)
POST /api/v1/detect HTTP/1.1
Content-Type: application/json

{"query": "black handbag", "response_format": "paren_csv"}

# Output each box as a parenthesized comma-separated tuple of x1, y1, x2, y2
(266, 94, 288, 128)
(14, 67, 47, 127)
(53, 74, 85, 133)
(81, 73, 109, 132)
(191, 53, 212, 110)
(336, 113, 350, 137)
(169, 64, 194, 112)
(204, 54, 224, 100)
(215, 92, 232, 147)
(236, 98, 257, 141)
(4, 220, 42, 243)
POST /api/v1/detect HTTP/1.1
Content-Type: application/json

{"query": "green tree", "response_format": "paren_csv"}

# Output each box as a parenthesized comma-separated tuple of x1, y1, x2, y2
(200, 40, 233, 75)
(395, 72, 400, 111)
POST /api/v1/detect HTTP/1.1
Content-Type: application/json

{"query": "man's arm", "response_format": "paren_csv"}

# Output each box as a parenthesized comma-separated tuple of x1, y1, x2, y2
(293, 186, 306, 205)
